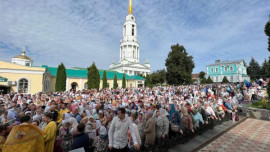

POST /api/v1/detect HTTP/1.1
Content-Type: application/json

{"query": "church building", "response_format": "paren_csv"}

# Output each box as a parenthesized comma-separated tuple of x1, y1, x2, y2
(0, 0, 148, 95)
(110, 0, 151, 76)
(0, 48, 145, 95)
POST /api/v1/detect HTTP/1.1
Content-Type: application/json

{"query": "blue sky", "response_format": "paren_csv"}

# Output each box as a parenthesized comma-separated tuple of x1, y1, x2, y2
(0, 0, 269, 73)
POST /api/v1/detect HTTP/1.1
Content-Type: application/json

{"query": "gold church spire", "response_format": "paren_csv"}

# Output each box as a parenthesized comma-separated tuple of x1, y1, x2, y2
(128, 0, 132, 14)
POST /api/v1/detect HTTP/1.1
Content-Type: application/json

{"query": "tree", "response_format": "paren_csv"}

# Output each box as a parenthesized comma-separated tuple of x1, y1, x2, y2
(201, 77, 207, 84)
(151, 69, 166, 85)
(264, 16, 270, 98)
(261, 59, 269, 79)
(247, 57, 262, 80)
(165, 44, 195, 85)
(206, 76, 213, 84)
(222, 76, 229, 83)
(199, 71, 206, 80)
(55, 63, 66, 92)
(122, 74, 126, 88)
(145, 74, 152, 87)
(87, 62, 100, 90)
(102, 71, 107, 89)
(265, 16, 270, 52)
(113, 74, 117, 89)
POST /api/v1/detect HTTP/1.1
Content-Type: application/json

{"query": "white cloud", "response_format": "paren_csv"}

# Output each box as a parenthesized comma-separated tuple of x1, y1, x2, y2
(0, 0, 269, 73)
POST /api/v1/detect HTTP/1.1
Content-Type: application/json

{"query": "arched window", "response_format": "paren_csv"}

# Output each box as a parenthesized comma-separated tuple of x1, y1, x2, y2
(18, 78, 28, 93)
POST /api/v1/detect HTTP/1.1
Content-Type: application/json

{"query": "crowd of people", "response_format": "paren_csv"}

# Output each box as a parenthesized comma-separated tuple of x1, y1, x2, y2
(0, 81, 268, 152)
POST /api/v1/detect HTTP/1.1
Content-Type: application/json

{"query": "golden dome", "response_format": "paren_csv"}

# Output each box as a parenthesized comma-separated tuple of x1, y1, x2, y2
(13, 55, 32, 60)
(13, 47, 32, 60)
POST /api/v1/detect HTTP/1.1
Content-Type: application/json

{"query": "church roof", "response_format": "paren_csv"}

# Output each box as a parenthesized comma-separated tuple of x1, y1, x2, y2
(207, 60, 244, 66)
(13, 47, 32, 60)
(13, 54, 32, 60)
(43, 66, 144, 80)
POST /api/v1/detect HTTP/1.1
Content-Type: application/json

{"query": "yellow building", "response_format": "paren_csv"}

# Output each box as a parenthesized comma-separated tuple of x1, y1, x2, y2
(0, 49, 145, 95)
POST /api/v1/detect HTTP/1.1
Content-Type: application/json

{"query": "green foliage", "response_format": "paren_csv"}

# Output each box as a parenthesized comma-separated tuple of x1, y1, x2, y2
(102, 71, 107, 89)
(222, 76, 229, 83)
(265, 18, 270, 52)
(113, 74, 117, 89)
(206, 76, 213, 84)
(122, 74, 126, 88)
(55, 63, 66, 92)
(151, 69, 166, 85)
(261, 58, 269, 79)
(201, 77, 207, 84)
(165, 44, 195, 85)
(199, 71, 206, 80)
(87, 62, 100, 90)
(145, 74, 152, 87)
(250, 99, 270, 110)
(247, 57, 262, 80)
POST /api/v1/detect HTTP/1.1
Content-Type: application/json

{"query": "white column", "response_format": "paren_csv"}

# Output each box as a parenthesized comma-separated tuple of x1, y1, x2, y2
(79, 79, 82, 91)
(120, 48, 122, 59)
(66, 78, 69, 91)
(136, 47, 138, 59)
(138, 48, 140, 60)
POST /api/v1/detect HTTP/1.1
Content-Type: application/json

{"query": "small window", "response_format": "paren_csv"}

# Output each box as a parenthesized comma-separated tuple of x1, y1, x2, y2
(224, 67, 228, 72)
(215, 68, 218, 72)
(230, 76, 233, 82)
(132, 25, 135, 36)
(230, 67, 233, 71)
(211, 68, 213, 73)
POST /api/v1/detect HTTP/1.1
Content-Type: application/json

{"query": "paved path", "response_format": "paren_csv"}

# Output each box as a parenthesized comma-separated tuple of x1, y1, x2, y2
(169, 116, 245, 152)
(199, 118, 270, 152)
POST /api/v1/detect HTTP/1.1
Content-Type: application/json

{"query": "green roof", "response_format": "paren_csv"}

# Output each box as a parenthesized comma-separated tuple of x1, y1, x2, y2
(0, 76, 8, 82)
(43, 66, 145, 80)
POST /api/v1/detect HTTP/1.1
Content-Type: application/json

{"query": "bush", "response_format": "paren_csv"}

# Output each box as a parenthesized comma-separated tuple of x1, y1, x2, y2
(250, 99, 270, 110)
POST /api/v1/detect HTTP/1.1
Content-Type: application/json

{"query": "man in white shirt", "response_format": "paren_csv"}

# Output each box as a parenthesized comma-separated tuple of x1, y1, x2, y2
(108, 107, 140, 152)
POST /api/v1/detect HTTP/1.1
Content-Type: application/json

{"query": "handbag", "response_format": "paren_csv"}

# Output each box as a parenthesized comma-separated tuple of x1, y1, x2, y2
(171, 123, 179, 132)
(235, 114, 239, 121)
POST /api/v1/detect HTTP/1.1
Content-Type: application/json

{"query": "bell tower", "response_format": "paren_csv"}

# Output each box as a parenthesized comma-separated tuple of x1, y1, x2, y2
(120, 0, 140, 63)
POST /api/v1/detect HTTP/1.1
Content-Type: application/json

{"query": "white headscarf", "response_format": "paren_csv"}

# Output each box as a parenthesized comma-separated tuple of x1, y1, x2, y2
(63, 113, 70, 120)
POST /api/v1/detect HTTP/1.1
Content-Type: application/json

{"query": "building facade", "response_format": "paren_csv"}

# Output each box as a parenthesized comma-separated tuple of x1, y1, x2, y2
(0, 48, 145, 95)
(110, 0, 150, 76)
(206, 60, 250, 83)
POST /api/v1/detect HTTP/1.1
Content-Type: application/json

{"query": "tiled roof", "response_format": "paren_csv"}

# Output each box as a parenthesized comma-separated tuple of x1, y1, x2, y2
(192, 73, 200, 78)
(43, 66, 145, 80)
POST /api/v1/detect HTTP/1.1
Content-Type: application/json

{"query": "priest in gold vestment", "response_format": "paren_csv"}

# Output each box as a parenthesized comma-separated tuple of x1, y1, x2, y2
(43, 112, 57, 152)
(2, 115, 44, 152)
